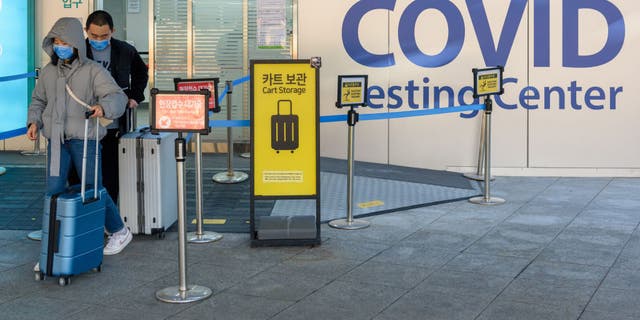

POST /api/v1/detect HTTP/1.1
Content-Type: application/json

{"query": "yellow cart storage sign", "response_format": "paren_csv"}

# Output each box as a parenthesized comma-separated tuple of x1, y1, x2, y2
(252, 60, 318, 197)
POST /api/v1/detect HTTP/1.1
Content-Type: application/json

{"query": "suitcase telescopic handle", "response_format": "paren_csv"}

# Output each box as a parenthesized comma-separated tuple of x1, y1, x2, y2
(127, 107, 137, 133)
(277, 100, 293, 115)
(81, 111, 100, 203)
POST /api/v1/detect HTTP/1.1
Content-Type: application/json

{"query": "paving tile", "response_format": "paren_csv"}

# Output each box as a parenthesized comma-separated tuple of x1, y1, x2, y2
(579, 309, 637, 320)
(268, 252, 362, 281)
(66, 305, 166, 320)
(497, 277, 595, 312)
(573, 207, 640, 228)
(339, 260, 433, 289)
(98, 275, 196, 316)
(0, 295, 93, 320)
(422, 219, 495, 238)
(321, 222, 420, 245)
(443, 252, 531, 278)
(584, 287, 640, 318)
(600, 265, 640, 291)
(364, 211, 442, 229)
(293, 237, 390, 262)
(100, 252, 178, 282)
(398, 228, 482, 251)
(0, 240, 40, 266)
(538, 223, 633, 266)
(518, 260, 608, 287)
(227, 270, 330, 301)
(168, 292, 293, 320)
(477, 300, 583, 320)
(415, 270, 512, 299)
(372, 244, 458, 268)
(0, 264, 46, 304)
(0, 261, 17, 272)
(273, 280, 406, 320)
(465, 224, 556, 259)
(504, 211, 572, 229)
(35, 269, 149, 305)
(537, 238, 625, 267)
(374, 288, 489, 320)
(515, 202, 583, 218)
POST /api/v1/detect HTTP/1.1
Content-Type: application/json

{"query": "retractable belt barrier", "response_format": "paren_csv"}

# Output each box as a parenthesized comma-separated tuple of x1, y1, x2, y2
(208, 74, 486, 129)
(0, 71, 37, 141)
(1, 72, 486, 138)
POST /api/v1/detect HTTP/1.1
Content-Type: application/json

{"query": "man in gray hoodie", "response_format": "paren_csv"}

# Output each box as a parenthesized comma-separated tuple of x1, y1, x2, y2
(27, 17, 132, 256)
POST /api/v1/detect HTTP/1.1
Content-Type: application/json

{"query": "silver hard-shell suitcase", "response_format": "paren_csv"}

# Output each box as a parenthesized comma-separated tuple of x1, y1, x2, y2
(118, 128, 178, 237)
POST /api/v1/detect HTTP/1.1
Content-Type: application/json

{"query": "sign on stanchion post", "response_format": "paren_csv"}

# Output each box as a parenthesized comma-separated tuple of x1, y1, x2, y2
(174, 78, 224, 244)
(150, 88, 213, 303)
(212, 80, 249, 184)
(469, 66, 506, 206)
(249, 58, 322, 246)
(329, 75, 370, 230)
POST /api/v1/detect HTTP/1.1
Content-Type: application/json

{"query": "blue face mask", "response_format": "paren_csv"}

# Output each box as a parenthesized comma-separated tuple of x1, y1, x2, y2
(89, 39, 110, 51)
(53, 44, 74, 60)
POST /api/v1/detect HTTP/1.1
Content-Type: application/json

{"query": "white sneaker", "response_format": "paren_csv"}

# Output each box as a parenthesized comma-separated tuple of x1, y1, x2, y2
(34, 261, 40, 272)
(104, 227, 132, 255)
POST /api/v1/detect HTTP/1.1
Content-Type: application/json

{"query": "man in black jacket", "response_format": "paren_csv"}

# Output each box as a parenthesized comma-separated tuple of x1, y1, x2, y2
(84, 10, 148, 204)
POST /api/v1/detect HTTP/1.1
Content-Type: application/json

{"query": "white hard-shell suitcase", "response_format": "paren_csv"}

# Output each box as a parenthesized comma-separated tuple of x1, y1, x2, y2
(118, 128, 178, 237)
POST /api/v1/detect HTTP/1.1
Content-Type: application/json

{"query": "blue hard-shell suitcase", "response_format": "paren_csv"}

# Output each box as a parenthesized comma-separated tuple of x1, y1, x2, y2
(36, 114, 106, 286)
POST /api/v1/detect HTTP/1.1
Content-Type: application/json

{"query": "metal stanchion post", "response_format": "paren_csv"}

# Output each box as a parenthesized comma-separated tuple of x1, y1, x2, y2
(464, 114, 494, 181)
(329, 107, 370, 230)
(157, 134, 212, 303)
(469, 97, 505, 206)
(187, 132, 223, 243)
(212, 81, 248, 184)
(28, 141, 48, 241)
(21, 133, 45, 156)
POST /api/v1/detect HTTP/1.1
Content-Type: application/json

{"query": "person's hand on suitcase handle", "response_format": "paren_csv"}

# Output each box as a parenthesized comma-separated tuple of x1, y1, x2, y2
(86, 105, 105, 119)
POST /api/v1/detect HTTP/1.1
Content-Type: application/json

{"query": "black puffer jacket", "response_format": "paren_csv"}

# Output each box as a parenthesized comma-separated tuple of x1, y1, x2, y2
(86, 37, 148, 132)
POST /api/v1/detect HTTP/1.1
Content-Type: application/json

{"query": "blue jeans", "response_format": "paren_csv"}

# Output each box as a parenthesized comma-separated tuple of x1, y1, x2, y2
(47, 139, 124, 234)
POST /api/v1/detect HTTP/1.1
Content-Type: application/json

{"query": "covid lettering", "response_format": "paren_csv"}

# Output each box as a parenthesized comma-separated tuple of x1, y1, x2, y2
(342, 0, 625, 68)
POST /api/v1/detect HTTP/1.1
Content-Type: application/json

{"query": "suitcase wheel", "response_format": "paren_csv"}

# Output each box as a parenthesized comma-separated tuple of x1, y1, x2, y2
(58, 277, 70, 286)
(158, 232, 166, 240)
(93, 265, 102, 273)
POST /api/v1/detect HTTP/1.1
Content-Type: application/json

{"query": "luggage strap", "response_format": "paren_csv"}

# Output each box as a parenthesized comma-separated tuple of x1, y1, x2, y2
(46, 193, 61, 276)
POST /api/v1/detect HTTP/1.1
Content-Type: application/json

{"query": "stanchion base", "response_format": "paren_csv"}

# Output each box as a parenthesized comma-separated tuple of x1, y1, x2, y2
(328, 218, 370, 230)
(469, 196, 506, 206)
(156, 285, 212, 304)
(0, 167, 6, 176)
(212, 171, 248, 184)
(463, 173, 495, 181)
(187, 231, 223, 244)
(239, 152, 251, 159)
(27, 230, 42, 241)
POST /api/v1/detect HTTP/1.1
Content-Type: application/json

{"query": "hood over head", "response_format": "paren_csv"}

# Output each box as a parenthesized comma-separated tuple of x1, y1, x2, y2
(42, 17, 87, 63)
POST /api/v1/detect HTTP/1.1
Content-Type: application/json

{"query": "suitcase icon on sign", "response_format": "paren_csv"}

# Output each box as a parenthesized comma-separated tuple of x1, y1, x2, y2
(271, 100, 299, 153)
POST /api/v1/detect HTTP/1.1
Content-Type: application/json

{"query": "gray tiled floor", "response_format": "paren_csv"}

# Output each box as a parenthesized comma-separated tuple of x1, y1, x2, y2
(0, 176, 639, 319)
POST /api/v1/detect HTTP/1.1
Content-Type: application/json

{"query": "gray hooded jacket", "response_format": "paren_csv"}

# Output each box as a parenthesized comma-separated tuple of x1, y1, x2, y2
(27, 18, 126, 176)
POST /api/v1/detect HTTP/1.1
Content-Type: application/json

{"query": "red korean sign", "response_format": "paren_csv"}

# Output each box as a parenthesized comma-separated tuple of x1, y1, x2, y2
(151, 90, 209, 134)
(174, 78, 219, 112)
